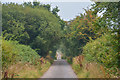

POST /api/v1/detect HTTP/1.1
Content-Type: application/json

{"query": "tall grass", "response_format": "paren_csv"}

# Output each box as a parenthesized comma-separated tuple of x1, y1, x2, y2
(72, 56, 104, 78)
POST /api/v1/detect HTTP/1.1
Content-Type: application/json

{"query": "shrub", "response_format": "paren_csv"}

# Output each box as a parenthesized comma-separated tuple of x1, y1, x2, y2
(46, 54, 54, 64)
(2, 39, 40, 69)
(15, 44, 40, 64)
(83, 33, 119, 77)
(2, 40, 18, 69)
(66, 57, 72, 64)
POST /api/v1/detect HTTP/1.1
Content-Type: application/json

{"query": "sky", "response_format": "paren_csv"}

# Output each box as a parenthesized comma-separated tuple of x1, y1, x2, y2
(1, 0, 94, 21)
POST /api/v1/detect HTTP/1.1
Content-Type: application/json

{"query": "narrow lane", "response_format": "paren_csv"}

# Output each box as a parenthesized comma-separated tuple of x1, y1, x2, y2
(41, 59, 78, 78)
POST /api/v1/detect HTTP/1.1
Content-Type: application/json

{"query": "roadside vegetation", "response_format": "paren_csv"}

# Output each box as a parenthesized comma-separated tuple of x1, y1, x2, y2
(2, 1, 120, 78)
(71, 33, 118, 78)
(2, 2, 64, 78)
(61, 2, 120, 78)
(2, 39, 51, 78)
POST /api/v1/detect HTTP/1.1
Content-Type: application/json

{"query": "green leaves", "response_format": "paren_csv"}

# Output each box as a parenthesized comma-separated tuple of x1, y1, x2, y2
(91, 2, 119, 34)
(61, 9, 102, 57)
(2, 39, 41, 69)
(2, 2, 64, 57)
(83, 33, 119, 76)
(52, 6, 60, 16)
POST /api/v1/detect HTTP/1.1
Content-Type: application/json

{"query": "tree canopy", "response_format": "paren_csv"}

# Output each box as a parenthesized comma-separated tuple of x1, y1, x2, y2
(2, 2, 65, 57)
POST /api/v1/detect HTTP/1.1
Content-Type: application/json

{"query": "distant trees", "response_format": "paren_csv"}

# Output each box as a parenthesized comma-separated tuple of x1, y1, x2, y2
(61, 1, 119, 57)
(60, 9, 102, 57)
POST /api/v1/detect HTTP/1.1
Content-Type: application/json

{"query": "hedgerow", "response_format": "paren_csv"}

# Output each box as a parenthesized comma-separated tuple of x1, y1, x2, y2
(2, 39, 40, 69)
(83, 33, 119, 77)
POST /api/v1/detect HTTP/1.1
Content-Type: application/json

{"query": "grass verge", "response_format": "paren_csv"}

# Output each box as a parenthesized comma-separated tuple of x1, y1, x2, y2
(3, 61, 51, 78)
(71, 57, 104, 78)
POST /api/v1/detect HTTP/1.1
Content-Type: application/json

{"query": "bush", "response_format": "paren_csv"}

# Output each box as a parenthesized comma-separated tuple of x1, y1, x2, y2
(66, 57, 72, 64)
(72, 57, 83, 74)
(83, 33, 119, 77)
(16, 44, 40, 64)
(2, 40, 18, 69)
(46, 54, 54, 64)
(2, 39, 40, 69)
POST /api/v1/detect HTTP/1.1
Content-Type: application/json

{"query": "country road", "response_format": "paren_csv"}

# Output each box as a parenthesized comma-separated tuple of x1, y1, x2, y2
(41, 59, 78, 79)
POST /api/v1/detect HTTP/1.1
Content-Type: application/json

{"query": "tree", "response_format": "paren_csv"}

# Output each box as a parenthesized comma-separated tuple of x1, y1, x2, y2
(2, 2, 64, 57)
(91, 1, 120, 70)
(52, 6, 60, 16)
(33, 1, 40, 7)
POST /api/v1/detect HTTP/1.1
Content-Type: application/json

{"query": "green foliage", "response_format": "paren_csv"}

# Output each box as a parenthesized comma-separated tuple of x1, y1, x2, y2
(72, 63, 82, 74)
(64, 2, 120, 78)
(91, 2, 119, 29)
(2, 40, 18, 69)
(2, 2, 64, 57)
(52, 6, 60, 16)
(60, 9, 102, 57)
(2, 39, 40, 69)
(83, 33, 119, 76)
(91, 2, 120, 42)
(66, 57, 72, 64)
(91, 3, 120, 70)
(2, 1, 119, 78)
(16, 44, 40, 64)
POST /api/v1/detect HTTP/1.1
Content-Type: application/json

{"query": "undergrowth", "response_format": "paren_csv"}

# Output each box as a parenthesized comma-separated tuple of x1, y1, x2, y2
(2, 39, 52, 78)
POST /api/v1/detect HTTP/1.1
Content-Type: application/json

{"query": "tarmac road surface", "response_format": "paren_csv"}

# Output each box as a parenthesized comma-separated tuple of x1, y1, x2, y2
(41, 59, 78, 80)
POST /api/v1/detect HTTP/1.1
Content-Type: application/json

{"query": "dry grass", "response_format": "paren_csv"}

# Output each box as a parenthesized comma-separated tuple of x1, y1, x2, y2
(85, 62, 104, 78)
(72, 57, 104, 78)
(3, 61, 51, 78)
(73, 62, 104, 78)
